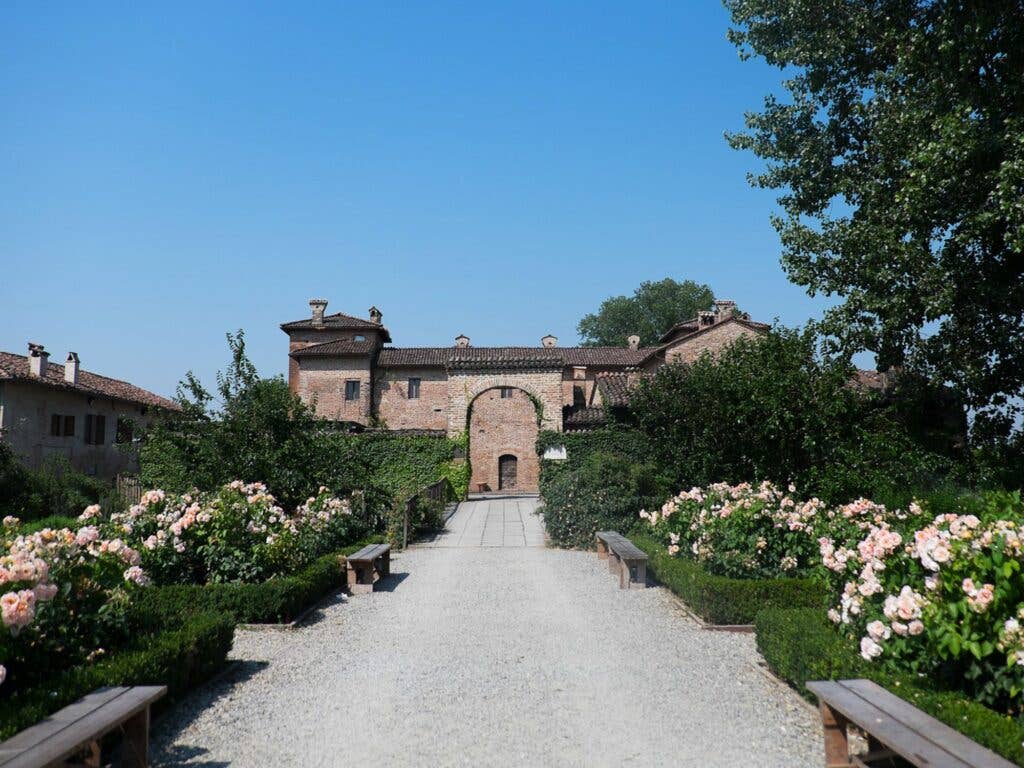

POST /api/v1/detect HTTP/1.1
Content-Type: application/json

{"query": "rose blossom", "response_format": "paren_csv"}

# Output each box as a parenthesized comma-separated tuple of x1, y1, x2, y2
(860, 636, 883, 660)
(908, 620, 924, 636)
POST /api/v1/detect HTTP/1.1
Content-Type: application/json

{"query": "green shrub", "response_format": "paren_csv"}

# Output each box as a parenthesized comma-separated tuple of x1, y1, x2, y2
(540, 453, 670, 549)
(131, 548, 356, 626)
(632, 534, 825, 624)
(17, 514, 80, 533)
(0, 440, 114, 522)
(755, 607, 1024, 766)
(0, 609, 234, 740)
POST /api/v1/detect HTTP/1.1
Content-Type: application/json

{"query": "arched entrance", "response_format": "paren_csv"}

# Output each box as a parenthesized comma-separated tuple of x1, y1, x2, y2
(467, 387, 540, 493)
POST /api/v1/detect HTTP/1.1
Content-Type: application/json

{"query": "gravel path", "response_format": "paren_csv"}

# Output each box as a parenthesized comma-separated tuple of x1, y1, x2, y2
(152, 498, 821, 767)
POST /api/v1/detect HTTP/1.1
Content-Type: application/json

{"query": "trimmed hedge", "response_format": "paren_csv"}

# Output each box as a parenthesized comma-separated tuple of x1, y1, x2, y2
(132, 539, 382, 626)
(0, 609, 234, 740)
(756, 607, 1024, 766)
(631, 534, 825, 624)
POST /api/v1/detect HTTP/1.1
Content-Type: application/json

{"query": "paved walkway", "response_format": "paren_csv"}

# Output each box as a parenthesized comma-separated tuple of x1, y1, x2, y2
(416, 496, 547, 548)
(152, 497, 821, 767)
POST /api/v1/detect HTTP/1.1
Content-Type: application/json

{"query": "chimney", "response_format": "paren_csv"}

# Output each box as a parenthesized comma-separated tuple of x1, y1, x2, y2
(713, 299, 737, 320)
(309, 299, 328, 328)
(698, 310, 715, 327)
(65, 352, 80, 384)
(27, 343, 49, 378)
(626, 334, 640, 350)
(369, 306, 383, 325)
(455, 334, 470, 348)
(541, 334, 558, 348)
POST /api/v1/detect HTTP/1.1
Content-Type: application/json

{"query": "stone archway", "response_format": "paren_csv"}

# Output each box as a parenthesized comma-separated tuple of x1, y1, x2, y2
(467, 386, 541, 493)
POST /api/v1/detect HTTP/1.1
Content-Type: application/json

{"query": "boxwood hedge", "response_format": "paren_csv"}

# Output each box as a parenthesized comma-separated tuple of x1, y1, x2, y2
(756, 607, 1024, 766)
(631, 534, 825, 625)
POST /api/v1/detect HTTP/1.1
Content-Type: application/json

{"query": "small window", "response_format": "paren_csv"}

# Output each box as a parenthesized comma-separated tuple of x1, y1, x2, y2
(63, 415, 75, 437)
(50, 414, 62, 437)
(84, 414, 106, 445)
(500, 387, 513, 399)
(354, 334, 366, 342)
(345, 380, 361, 401)
(115, 417, 134, 444)
(408, 377, 421, 399)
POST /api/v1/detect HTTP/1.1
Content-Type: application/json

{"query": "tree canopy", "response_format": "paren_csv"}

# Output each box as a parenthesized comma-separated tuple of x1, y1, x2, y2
(725, 0, 1024, 425)
(576, 278, 715, 347)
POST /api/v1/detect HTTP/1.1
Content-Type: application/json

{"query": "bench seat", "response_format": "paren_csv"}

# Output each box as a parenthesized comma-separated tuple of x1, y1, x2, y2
(0, 685, 166, 768)
(346, 543, 391, 594)
(807, 679, 1016, 768)
(595, 531, 648, 589)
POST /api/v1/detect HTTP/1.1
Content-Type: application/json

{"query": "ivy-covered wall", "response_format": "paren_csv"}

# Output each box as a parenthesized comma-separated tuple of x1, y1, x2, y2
(335, 431, 468, 500)
(536, 427, 655, 484)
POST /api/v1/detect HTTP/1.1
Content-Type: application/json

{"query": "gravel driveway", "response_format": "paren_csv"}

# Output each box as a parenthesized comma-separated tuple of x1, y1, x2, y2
(152, 498, 821, 767)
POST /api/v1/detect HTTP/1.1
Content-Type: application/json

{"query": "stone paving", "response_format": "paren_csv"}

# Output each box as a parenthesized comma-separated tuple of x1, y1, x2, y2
(415, 496, 547, 548)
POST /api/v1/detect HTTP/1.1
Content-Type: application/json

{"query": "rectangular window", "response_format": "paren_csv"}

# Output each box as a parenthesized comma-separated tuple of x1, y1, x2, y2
(500, 387, 513, 399)
(115, 417, 133, 444)
(408, 377, 421, 399)
(63, 415, 75, 437)
(84, 414, 106, 445)
(345, 380, 360, 401)
(50, 414, 62, 437)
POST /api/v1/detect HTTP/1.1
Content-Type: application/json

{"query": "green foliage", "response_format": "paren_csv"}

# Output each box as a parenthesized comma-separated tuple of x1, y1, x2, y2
(631, 534, 825, 624)
(0, 441, 113, 521)
(726, 0, 1024, 421)
(577, 277, 715, 347)
(539, 452, 671, 549)
(755, 608, 1024, 766)
(0, 609, 234, 740)
(628, 328, 953, 502)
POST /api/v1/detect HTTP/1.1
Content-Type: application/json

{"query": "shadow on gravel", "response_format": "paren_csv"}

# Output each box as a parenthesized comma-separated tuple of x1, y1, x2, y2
(151, 660, 270, 765)
(374, 571, 409, 592)
(294, 590, 349, 628)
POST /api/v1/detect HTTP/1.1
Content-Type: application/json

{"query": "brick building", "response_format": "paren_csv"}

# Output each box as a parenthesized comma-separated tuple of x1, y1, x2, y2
(282, 299, 769, 493)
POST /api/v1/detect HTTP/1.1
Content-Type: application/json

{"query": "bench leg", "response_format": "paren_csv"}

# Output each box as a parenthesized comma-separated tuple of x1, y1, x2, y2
(82, 739, 101, 768)
(819, 702, 851, 767)
(608, 552, 620, 574)
(379, 550, 390, 578)
(121, 706, 151, 768)
(619, 558, 629, 589)
(631, 561, 647, 589)
(348, 562, 375, 594)
(596, 536, 609, 559)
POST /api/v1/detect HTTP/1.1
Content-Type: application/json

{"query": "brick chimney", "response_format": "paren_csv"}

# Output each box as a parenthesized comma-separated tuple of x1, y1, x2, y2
(698, 310, 715, 327)
(626, 334, 640, 350)
(369, 306, 383, 325)
(27, 343, 48, 377)
(455, 334, 470, 348)
(541, 334, 558, 348)
(713, 300, 736, 320)
(65, 352, 80, 384)
(309, 299, 328, 328)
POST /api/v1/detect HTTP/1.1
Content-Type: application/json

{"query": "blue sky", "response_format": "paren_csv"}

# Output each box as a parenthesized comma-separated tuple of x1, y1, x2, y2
(1, 2, 840, 398)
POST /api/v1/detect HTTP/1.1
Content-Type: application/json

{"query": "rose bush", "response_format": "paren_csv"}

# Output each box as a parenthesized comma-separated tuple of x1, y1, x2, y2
(640, 481, 824, 578)
(0, 514, 149, 696)
(96, 481, 362, 585)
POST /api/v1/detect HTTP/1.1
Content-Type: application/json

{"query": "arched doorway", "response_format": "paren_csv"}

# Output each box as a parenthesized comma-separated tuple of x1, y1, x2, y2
(498, 454, 518, 490)
(467, 387, 540, 493)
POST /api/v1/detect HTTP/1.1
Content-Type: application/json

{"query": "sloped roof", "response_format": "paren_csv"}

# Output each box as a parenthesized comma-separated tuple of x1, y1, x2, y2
(290, 339, 379, 358)
(594, 372, 632, 408)
(280, 311, 381, 331)
(659, 314, 771, 344)
(0, 351, 178, 409)
(375, 346, 658, 370)
(563, 406, 607, 431)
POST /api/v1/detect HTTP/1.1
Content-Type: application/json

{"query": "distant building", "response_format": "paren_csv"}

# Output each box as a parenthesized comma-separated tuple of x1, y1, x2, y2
(282, 299, 769, 493)
(0, 344, 177, 477)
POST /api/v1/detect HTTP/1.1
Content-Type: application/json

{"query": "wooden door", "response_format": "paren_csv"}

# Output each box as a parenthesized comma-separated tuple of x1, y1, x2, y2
(498, 454, 518, 490)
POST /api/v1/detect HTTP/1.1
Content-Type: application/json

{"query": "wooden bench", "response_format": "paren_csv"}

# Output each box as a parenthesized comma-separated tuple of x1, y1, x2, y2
(0, 685, 166, 768)
(595, 531, 648, 590)
(346, 543, 391, 594)
(807, 679, 1016, 767)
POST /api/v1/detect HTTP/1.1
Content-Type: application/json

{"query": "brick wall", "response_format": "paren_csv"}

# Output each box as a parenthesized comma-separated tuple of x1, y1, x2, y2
(295, 356, 372, 424)
(446, 369, 562, 436)
(286, 328, 385, 392)
(467, 387, 540, 492)
(374, 367, 448, 431)
(663, 320, 764, 364)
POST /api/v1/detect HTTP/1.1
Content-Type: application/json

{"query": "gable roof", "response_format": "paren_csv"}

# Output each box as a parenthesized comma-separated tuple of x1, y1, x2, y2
(280, 311, 393, 342)
(373, 346, 659, 370)
(659, 315, 771, 345)
(290, 339, 380, 358)
(0, 351, 178, 409)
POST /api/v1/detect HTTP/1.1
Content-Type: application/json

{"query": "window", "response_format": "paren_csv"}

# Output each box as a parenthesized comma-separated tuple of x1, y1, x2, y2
(345, 380, 360, 401)
(408, 377, 421, 399)
(354, 334, 366, 342)
(84, 414, 106, 445)
(50, 414, 75, 437)
(573, 386, 586, 408)
(115, 417, 134, 444)
(500, 387, 513, 399)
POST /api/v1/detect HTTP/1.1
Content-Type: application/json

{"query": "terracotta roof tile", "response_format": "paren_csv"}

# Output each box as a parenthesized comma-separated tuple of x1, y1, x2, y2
(280, 311, 382, 331)
(594, 372, 633, 408)
(375, 346, 658, 370)
(290, 339, 379, 358)
(563, 406, 607, 430)
(0, 351, 178, 409)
